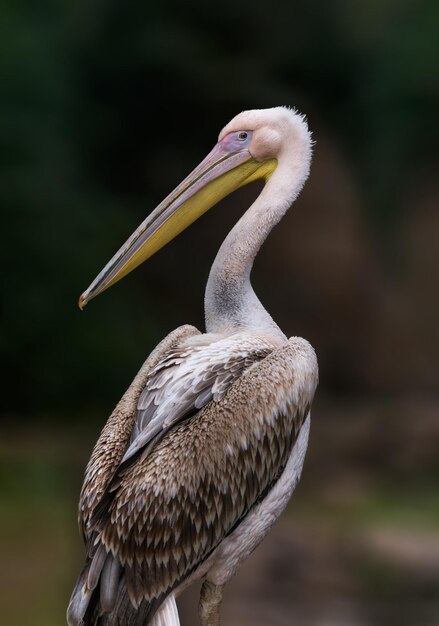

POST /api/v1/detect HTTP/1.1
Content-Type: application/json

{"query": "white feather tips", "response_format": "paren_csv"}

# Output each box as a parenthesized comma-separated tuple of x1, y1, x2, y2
(150, 595, 180, 626)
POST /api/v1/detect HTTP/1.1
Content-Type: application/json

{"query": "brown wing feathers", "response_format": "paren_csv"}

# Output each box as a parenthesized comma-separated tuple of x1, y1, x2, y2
(78, 325, 200, 537)
(68, 325, 200, 626)
(93, 341, 315, 616)
(69, 335, 317, 626)
(123, 336, 273, 464)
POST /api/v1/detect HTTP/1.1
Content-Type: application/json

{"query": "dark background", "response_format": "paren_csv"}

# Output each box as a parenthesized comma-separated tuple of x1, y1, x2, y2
(1, 1, 438, 625)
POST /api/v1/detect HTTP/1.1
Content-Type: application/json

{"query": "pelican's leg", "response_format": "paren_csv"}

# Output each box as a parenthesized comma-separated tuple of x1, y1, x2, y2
(199, 580, 224, 626)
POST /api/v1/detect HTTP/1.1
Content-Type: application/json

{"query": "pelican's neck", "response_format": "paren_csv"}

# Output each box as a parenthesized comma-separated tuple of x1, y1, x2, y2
(205, 155, 309, 337)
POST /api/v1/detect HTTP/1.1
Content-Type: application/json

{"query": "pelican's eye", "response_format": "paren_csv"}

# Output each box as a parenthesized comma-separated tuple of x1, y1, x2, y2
(220, 129, 252, 152)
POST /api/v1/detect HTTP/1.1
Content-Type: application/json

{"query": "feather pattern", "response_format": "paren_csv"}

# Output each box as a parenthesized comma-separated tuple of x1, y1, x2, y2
(149, 595, 180, 626)
(122, 333, 276, 463)
(85, 336, 317, 622)
(78, 325, 200, 539)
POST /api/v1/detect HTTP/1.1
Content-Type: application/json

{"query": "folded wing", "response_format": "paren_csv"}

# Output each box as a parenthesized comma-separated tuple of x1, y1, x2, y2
(70, 337, 317, 626)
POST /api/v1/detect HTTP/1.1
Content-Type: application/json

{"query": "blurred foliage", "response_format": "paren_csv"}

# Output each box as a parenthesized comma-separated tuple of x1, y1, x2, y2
(1, 0, 438, 413)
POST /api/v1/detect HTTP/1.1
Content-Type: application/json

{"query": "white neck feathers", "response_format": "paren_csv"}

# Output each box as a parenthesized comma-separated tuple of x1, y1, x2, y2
(205, 109, 312, 336)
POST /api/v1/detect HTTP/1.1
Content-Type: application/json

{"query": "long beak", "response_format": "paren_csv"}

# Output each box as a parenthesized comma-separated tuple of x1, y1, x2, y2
(79, 142, 276, 308)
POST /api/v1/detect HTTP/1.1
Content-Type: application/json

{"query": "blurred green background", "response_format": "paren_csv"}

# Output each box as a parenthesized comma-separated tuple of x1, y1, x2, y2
(1, 0, 438, 624)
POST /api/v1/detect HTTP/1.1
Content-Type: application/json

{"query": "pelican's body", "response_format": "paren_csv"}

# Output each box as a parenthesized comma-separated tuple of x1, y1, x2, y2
(68, 107, 318, 626)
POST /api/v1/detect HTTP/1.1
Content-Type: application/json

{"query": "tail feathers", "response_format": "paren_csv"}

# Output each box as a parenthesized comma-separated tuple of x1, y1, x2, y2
(67, 545, 119, 626)
(100, 552, 121, 612)
(67, 547, 179, 626)
(67, 563, 97, 626)
(149, 595, 180, 626)
(96, 583, 159, 626)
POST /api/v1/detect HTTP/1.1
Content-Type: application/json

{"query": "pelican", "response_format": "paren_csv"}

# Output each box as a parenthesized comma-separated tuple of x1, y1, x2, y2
(68, 106, 318, 626)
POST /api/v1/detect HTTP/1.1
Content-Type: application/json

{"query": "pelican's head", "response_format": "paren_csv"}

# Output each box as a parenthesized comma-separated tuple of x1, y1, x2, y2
(219, 106, 311, 165)
(79, 106, 310, 308)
